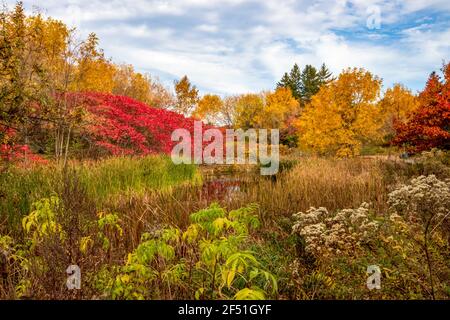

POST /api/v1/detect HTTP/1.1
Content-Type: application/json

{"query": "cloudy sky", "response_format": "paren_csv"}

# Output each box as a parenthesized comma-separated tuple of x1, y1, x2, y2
(10, 0, 450, 95)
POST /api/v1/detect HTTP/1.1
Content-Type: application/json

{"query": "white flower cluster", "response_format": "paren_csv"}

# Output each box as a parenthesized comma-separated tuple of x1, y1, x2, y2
(387, 175, 450, 222)
(292, 203, 379, 257)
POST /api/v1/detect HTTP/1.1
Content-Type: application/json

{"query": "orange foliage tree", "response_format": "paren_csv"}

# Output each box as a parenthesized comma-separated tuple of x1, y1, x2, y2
(393, 63, 450, 153)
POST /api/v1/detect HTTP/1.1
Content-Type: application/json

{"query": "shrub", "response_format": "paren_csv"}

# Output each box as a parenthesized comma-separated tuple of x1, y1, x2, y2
(387, 175, 450, 227)
(387, 175, 450, 299)
(96, 203, 278, 300)
(411, 149, 450, 178)
(66, 93, 215, 157)
(0, 183, 126, 299)
(290, 175, 450, 299)
(292, 203, 379, 258)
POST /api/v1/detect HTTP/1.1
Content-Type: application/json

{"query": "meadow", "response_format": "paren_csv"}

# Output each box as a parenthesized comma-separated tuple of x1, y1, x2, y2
(1, 151, 449, 300)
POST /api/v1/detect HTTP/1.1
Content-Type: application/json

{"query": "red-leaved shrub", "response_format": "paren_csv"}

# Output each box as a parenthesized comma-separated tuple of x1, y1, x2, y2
(72, 92, 213, 156)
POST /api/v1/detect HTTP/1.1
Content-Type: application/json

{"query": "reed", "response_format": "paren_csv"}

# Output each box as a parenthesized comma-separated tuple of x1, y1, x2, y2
(0, 155, 200, 231)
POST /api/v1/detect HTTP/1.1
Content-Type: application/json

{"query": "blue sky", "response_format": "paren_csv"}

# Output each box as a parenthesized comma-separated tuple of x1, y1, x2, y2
(11, 0, 450, 95)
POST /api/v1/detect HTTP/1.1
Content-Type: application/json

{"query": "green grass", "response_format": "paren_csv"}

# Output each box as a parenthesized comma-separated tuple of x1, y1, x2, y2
(77, 156, 200, 200)
(360, 144, 398, 156)
(0, 155, 200, 229)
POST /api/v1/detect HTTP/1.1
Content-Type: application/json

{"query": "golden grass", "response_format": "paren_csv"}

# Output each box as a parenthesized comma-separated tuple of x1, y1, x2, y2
(239, 157, 388, 219)
(106, 157, 390, 244)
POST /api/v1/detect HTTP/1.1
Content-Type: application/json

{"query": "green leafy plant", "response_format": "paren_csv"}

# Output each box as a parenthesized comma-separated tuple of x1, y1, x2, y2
(98, 203, 277, 300)
(22, 196, 64, 245)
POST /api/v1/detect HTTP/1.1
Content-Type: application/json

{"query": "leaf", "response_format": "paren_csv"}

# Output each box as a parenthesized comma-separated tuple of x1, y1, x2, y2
(195, 287, 204, 300)
(227, 269, 236, 288)
(80, 236, 93, 254)
(234, 287, 265, 300)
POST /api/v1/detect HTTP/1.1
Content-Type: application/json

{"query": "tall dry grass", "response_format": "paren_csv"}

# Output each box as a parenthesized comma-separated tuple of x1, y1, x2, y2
(239, 157, 388, 219)
(105, 157, 390, 244)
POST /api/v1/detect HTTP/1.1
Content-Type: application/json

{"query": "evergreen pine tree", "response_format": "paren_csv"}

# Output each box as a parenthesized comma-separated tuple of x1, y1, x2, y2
(299, 65, 320, 104)
(318, 63, 333, 85)
(276, 72, 291, 89)
(288, 63, 302, 100)
(276, 64, 302, 100)
(277, 63, 333, 105)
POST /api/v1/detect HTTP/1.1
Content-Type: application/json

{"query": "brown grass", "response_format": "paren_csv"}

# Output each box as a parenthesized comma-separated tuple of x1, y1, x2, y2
(106, 157, 390, 240)
(238, 157, 388, 220)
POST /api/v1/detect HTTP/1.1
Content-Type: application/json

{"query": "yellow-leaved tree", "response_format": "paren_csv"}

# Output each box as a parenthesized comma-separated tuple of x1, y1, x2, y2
(193, 94, 223, 125)
(258, 87, 300, 129)
(75, 58, 116, 92)
(378, 83, 418, 141)
(174, 75, 199, 116)
(296, 68, 382, 157)
(112, 64, 175, 108)
(234, 94, 264, 129)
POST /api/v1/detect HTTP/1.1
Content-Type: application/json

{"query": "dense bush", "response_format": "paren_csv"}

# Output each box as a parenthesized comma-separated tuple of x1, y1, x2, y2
(290, 175, 450, 299)
(1, 201, 277, 300)
(74, 93, 200, 156)
(292, 203, 379, 258)
(95, 203, 277, 300)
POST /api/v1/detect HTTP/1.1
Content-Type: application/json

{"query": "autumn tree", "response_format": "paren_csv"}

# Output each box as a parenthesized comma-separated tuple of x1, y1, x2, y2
(379, 83, 418, 141)
(234, 93, 264, 129)
(47, 30, 110, 164)
(221, 96, 239, 127)
(192, 95, 243, 127)
(0, 3, 56, 164)
(258, 87, 299, 128)
(0, 3, 110, 165)
(393, 63, 450, 152)
(296, 68, 382, 157)
(259, 87, 300, 146)
(174, 75, 199, 116)
(146, 76, 175, 109)
(231, 88, 299, 145)
(193, 94, 223, 125)
(113, 64, 148, 102)
(112, 64, 174, 108)
(75, 44, 116, 93)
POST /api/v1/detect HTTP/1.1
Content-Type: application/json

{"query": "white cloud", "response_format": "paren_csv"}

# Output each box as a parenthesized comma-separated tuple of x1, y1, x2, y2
(195, 24, 219, 33)
(10, 0, 450, 94)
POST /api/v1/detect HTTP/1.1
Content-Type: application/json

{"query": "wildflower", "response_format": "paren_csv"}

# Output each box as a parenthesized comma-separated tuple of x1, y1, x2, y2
(292, 203, 378, 257)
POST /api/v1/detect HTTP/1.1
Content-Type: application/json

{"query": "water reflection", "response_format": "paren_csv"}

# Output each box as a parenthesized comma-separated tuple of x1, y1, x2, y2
(201, 177, 242, 202)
